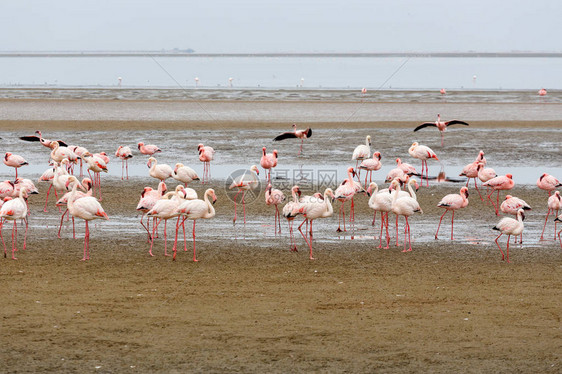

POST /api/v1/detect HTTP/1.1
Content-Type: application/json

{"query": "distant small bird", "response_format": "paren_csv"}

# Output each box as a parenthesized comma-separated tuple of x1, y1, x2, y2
(492, 209, 525, 263)
(273, 124, 312, 155)
(414, 114, 469, 146)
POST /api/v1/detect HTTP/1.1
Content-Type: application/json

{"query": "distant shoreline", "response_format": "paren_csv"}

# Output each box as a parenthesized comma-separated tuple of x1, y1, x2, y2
(1, 51, 562, 58)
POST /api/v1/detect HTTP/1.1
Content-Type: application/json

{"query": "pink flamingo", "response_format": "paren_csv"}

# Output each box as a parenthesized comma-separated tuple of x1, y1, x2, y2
(68, 145, 89, 177)
(493, 209, 525, 263)
(94, 152, 110, 165)
(136, 181, 167, 242)
(19, 130, 67, 148)
(413, 114, 470, 146)
(273, 124, 312, 155)
(290, 188, 335, 260)
(359, 152, 382, 185)
(146, 190, 183, 257)
(4, 153, 28, 179)
(538, 88, 547, 96)
(174, 188, 217, 262)
(172, 163, 199, 186)
(390, 179, 423, 252)
(385, 167, 407, 184)
(137, 142, 161, 156)
(265, 183, 286, 234)
(65, 177, 109, 261)
(540, 191, 561, 241)
(366, 182, 393, 249)
(83, 152, 108, 201)
(198, 144, 215, 183)
(334, 167, 362, 232)
(260, 147, 278, 183)
(536, 173, 561, 196)
(408, 142, 439, 187)
(483, 174, 515, 215)
(229, 165, 260, 226)
(435, 187, 469, 240)
(0, 187, 29, 260)
(147, 157, 173, 182)
(115, 146, 133, 180)
(459, 160, 484, 201)
(352, 135, 372, 177)
(282, 186, 301, 252)
(477, 163, 497, 202)
(12, 178, 38, 197)
(395, 157, 418, 176)
(500, 195, 531, 243)
(56, 178, 93, 239)
(0, 180, 15, 200)
(49, 142, 78, 172)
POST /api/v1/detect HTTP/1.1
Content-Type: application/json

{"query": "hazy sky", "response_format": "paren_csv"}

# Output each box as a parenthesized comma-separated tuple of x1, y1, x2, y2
(3, 0, 561, 52)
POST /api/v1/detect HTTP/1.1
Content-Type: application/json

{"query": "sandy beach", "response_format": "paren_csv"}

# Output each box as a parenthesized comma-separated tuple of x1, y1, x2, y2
(0, 99, 561, 372)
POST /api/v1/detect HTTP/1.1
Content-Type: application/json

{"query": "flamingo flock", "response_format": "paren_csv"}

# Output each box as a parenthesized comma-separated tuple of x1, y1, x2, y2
(1, 122, 561, 266)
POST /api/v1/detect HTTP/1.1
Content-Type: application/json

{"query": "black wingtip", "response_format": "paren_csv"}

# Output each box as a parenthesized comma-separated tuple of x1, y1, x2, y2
(492, 226, 500, 231)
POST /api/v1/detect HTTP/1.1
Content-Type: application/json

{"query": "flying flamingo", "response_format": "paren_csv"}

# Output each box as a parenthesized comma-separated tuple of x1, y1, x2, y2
(366, 182, 393, 249)
(273, 124, 312, 155)
(83, 152, 108, 201)
(290, 188, 335, 260)
(137, 142, 161, 156)
(174, 188, 217, 262)
(0, 187, 29, 260)
(390, 179, 423, 252)
(265, 183, 286, 235)
(198, 144, 215, 183)
(352, 135, 372, 178)
(171, 163, 199, 186)
(65, 176, 109, 261)
(282, 186, 302, 252)
(359, 152, 382, 185)
(540, 191, 561, 241)
(492, 209, 525, 263)
(334, 167, 363, 232)
(115, 145, 133, 180)
(147, 157, 173, 182)
(136, 181, 167, 242)
(483, 174, 515, 215)
(413, 114, 470, 146)
(56, 178, 93, 239)
(3, 153, 28, 180)
(229, 165, 260, 226)
(435, 187, 469, 240)
(260, 147, 278, 183)
(408, 142, 439, 187)
(500, 195, 531, 243)
(19, 130, 68, 148)
(146, 189, 184, 257)
(536, 173, 561, 196)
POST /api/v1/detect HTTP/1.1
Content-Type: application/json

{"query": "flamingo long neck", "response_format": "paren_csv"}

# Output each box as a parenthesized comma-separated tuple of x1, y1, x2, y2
(67, 183, 80, 209)
(347, 169, 354, 183)
(291, 188, 299, 203)
(365, 137, 370, 146)
(407, 181, 417, 200)
(392, 183, 401, 205)
(204, 191, 215, 218)
(323, 190, 333, 216)
(368, 184, 379, 207)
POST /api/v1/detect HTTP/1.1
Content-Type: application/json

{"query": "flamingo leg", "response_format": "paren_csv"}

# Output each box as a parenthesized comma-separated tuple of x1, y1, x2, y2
(494, 233, 505, 261)
(12, 221, 17, 260)
(440, 132, 444, 147)
(402, 216, 412, 252)
(163, 219, 169, 256)
(58, 208, 68, 238)
(450, 210, 455, 240)
(232, 189, 241, 225)
(242, 191, 247, 225)
(192, 220, 199, 262)
(395, 214, 399, 246)
(288, 219, 297, 252)
(474, 178, 484, 202)
(298, 218, 314, 260)
(140, 214, 151, 242)
(172, 216, 180, 260)
(149, 219, 159, 257)
(540, 208, 551, 241)
(506, 235, 511, 263)
(0, 219, 6, 258)
(554, 209, 559, 241)
(435, 210, 447, 239)
(82, 220, 89, 261)
(558, 228, 562, 249)
(43, 184, 53, 212)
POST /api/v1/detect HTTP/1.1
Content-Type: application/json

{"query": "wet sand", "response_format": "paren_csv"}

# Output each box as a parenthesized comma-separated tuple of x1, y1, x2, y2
(1, 100, 562, 372)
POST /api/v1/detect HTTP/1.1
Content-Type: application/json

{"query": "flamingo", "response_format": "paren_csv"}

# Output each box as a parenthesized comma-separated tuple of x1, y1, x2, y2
(115, 145, 133, 180)
(94, 152, 110, 165)
(83, 152, 108, 201)
(477, 163, 497, 202)
(19, 130, 67, 148)
(136, 181, 167, 242)
(68, 145, 89, 177)
(174, 188, 217, 261)
(229, 165, 260, 226)
(408, 142, 439, 187)
(147, 157, 173, 182)
(435, 187, 469, 240)
(3, 153, 28, 180)
(172, 163, 199, 186)
(137, 142, 161, 156)
(492, 209, 525, 263)
(500, 195, 531, 243)
(395, 157, 418, 176)
(0, 187, 29, 260)
(385, 167, 407, 184)
(366, 182, 393, 249)
(540, 191, 561, 241)
(56, 178, 93, 239)
(146, 189, 183, 257)
(334, 167, 362, 232)
(483, 174, 515, 215)
(536, 173, 561, 196)
(359, 152, 382, 185)
(265, 183, 286, 234)
(273, 124, 312, 155)
(65, 176, 109, 261)
(289, 188, 335, 260)
(352, 135, 372, 176)
(49, 142, 78, 172)
(390, 179, 423, 252)
(538, 88, 547, 96)
(282, 186, 301, 252)
(198, 144, 215, 183)
(12, 178, 39, 197)
(0, 180, 15, 200)
(459, 160, 484, 201)
(51, 160, 76, 212)
(260, 147, 278, 183)
(413, 114, 470, 146)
